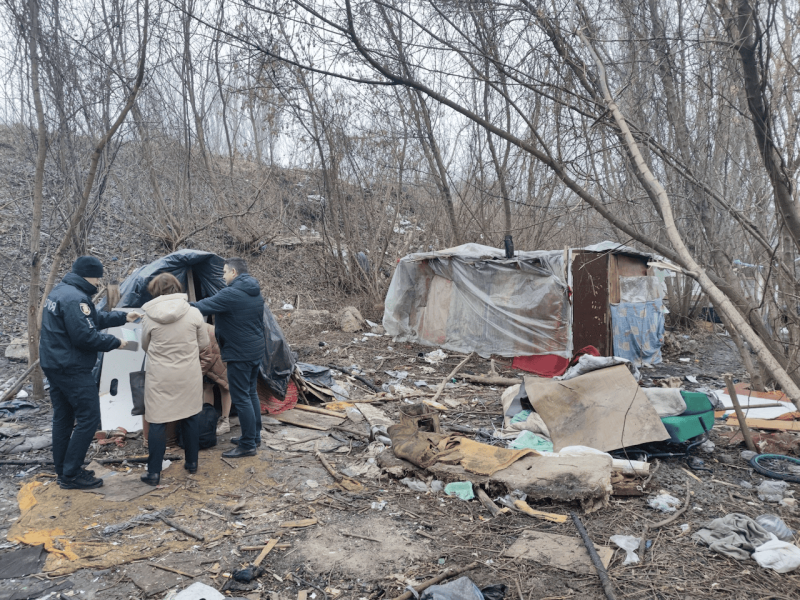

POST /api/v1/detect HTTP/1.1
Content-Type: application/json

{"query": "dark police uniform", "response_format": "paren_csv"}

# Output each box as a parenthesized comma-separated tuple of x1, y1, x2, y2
(40, 272, 128, 480)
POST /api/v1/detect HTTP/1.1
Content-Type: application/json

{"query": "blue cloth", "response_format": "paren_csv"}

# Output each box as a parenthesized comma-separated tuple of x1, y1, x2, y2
(46, 369, 101, 479)
(227, 360, 262, 451)
(40, 273, 127, 372)
(611, 299, 664, 365)
(192, 274, 266, 363)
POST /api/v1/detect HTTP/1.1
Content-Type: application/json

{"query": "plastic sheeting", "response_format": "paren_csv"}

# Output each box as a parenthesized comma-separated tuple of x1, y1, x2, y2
(610, 299, 664, 365)
(383, 243, 571, 358)
(99, 249, 296, 398)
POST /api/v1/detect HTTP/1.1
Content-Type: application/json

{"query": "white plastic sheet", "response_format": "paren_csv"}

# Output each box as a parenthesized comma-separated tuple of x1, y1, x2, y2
(383, 244, 571, 358)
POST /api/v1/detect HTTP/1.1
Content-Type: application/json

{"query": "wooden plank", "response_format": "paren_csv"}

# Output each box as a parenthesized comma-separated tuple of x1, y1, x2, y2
(280, 518, 317, 528)
(294, 404, 347, 419)
(253, 538, 279, 566)
(725, 417, 800, 431)
(275, 409, 344, 431)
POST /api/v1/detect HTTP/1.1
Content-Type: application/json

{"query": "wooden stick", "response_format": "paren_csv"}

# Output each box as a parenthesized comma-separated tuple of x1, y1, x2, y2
(513, 499, 568, 523)
(200, 508, 226, 520)
(315, 448, 343, 482)
(638, 480, 690, 560)
(476, 488, 510, 518)
(724, 374, 757, 453)
(461, 373, 522, 386)
(679, 467, 702, 483)
(571, 513, 617, 600)
(159, 516, 205, 541)
(220, 457, 238, 469)
(151, 563, 197, 578)
(239, 544, 291, 551)
(280, 518, 317, 528)
(253, 538, 279, 566)
(724, 417, 800, 431)
(431, 353, 474, 404)
(0, 359, 40, 403)
(294, 404, 347, 419)
(390, 561, 480, 600)
(340, 531, 382, 543)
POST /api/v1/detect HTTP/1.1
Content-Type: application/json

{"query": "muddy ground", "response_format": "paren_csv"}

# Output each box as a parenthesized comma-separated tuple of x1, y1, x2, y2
(2, 318, 800, 600)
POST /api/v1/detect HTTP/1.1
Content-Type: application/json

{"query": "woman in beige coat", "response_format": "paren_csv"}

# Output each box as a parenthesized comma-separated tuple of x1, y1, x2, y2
(140, 273, 209, 485)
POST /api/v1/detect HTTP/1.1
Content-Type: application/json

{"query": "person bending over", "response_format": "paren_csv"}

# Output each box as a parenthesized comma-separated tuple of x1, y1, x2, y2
(191, 258, 265, 458)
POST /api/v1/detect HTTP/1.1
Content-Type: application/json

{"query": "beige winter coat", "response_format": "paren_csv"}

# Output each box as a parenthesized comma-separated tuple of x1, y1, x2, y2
(141, 293, 210, 424)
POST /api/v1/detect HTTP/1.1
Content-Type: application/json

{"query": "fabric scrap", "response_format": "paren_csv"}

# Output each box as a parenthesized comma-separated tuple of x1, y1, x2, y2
(692, 513, 773, 560)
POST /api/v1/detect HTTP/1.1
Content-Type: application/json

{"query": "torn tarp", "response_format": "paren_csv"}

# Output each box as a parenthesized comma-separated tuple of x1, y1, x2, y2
(611, 300, 664, 366)
(383, 243, 571, 359)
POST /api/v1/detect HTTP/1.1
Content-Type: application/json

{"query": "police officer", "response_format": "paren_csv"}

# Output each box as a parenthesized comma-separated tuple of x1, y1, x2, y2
(40, 256, 142, 490)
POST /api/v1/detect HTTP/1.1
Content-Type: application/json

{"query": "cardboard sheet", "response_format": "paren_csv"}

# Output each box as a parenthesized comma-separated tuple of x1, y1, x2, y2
(525, 364, 669, 452)
(502, 530, 613, 575)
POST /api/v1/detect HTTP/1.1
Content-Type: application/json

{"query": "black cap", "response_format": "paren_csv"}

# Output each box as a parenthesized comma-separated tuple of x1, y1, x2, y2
(72, 256, 104, 278)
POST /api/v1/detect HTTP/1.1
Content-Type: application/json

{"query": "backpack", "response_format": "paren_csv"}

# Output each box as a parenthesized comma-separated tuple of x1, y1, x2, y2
(177, 403, 219, 449)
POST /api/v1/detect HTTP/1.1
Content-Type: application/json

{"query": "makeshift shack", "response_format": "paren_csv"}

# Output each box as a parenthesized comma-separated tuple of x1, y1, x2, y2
(383, 242, 665, 369)
(95, 249, 295, 431)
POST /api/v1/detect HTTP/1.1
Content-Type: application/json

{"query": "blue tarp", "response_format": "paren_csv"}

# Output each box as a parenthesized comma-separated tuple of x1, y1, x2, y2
(611, 299, 664, 366)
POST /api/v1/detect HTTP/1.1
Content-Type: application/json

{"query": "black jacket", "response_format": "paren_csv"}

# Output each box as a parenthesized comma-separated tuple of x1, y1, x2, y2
(192, 274, 266, 363)
(40, 273, 127, 373)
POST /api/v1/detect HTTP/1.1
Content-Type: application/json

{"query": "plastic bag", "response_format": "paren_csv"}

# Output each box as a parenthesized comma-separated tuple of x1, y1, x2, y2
(755, 515, 795, 542)
(610, 535, 641, 564)
(757, 481, 789, 503)
(648, 494, 682, 512)
(420, 576, 484, 600)
(401, 478, 430, 493)
(444, 481, 475, 501)
(479, 584, 506, 600)
(752, 536, 800, 573)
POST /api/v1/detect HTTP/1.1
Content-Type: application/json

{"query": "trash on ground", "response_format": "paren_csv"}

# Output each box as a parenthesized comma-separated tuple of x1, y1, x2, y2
(757, 480, 790, 503)
(503, 530, 614, 574)
(610, 534, 642, 565)
(444, 481, 474, 500)
(751, 537, 800, 573)
(692, 513, 773, 560)
(0, 543, 47, 578)
(648, 493, 682, 513)
(170, 582, 225, 600)
(524, 366, 669, 452)
(419, 576, 484, 600)
(507, 430, 553, 452)
(755, 515, 795, 542)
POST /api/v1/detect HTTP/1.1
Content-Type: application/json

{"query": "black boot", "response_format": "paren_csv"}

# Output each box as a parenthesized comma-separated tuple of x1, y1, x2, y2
(140, 472, 160, 486)
(222, 446, 257, 458)
(184, 462, 198, 474)
(231, 437, 262, 447)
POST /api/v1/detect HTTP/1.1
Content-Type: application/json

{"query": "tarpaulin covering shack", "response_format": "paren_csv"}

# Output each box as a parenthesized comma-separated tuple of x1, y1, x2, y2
(383, 244, 571, 359)
(98, 249, 295, 399)
(384, 242, 666, 366)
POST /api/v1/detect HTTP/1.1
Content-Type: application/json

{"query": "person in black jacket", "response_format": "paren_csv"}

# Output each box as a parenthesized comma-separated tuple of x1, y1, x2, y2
(40, 256, 142, 489)
(192, 258, 266, 458)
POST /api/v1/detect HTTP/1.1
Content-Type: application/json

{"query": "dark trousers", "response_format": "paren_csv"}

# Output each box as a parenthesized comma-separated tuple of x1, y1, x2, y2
(45, 369, 101, 479)
(148, 412, 201, 474)
(226, 360, 261, 451)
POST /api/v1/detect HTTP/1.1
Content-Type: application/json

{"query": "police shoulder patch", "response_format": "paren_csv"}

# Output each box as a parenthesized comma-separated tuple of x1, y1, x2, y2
(80, 303, 92, 316)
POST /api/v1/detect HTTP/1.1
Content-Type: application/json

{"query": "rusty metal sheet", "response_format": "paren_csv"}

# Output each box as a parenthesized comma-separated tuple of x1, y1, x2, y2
(572, 252, 611, 356)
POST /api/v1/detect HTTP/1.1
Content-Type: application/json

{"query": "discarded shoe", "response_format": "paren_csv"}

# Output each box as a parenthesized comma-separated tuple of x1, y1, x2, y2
(222, 446, 257, 458)
(184, 462, 198, 474)
(140, 472, 161, 486)
(231, 437, 262, 448)
(60, 471, 103, 490)
(216, 416, 230, 435)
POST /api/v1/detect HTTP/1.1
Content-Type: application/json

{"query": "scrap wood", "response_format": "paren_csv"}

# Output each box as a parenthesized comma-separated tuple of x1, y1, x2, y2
(724, 416, 800, 431)
(430, 352, 474, 405)
(476, 488, 510, 518)
(253, 538, 279, 566)
(151, 563, 197, 578)
(638, 480, 690, 560)
(570, 513, 617, 600)
(200, 508, 226, 520)
(294, 404, 347, 419)
(159, 515, 205, 541)
(340, 530, 382, 543)
(280, 518, 318, 528)
(724, 374, 757, 452)
(0, 359, 40, 403)
(239, 543, 291, 551)
(513, 499, 568, 524)
(461, 373, 522, 386)
(679, 467, 703, 483)
(315, 443, 363, 491)
(389, 561, 480, 600)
